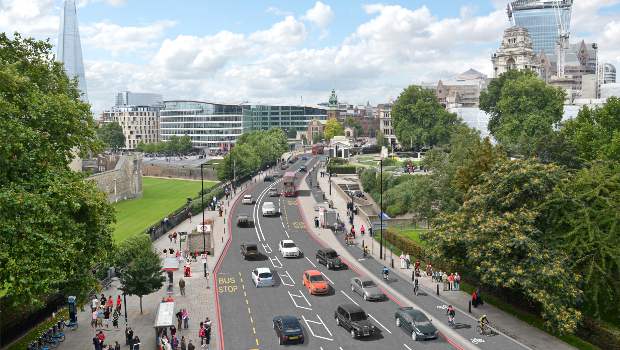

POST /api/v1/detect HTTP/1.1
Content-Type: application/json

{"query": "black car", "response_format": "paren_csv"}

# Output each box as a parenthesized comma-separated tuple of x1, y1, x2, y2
(299, 165, 307, 172)
(316, 248, 343, 270)
(273, 315, 304, 344)
(264, 175, 274, 182)
(334, 304, 376, 338)
(394, 307, 438, 341)
(240, 242, 260, 260)
(236, 215, 254, 228)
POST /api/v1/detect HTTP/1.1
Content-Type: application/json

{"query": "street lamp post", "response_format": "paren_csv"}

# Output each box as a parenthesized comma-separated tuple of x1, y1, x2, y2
(123, 293, 128, 325)
(379, 158, 383, 260)
(200, 163, 205, 253)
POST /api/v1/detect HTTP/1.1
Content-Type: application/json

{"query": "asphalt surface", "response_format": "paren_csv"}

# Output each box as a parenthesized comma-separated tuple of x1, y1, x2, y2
(217, 157, 455, 350)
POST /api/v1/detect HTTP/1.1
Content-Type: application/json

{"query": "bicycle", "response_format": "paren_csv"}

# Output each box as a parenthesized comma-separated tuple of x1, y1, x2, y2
(382, 268, 389, 280)
(475, 323, 492, 336)
(413, 283, 419, 296)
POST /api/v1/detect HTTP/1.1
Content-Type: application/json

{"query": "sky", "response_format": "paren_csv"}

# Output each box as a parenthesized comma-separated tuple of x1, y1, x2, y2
(1, 0, 619, 114)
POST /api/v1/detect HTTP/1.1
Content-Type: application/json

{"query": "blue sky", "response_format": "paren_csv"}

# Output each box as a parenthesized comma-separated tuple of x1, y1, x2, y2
(1, 0, 619, 113)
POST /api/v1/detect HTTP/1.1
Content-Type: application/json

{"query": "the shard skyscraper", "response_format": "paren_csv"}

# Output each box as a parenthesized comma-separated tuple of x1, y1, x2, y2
(57, 0, 88, 101)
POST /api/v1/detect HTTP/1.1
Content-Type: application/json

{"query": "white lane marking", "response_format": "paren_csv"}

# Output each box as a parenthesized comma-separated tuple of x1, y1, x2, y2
(368, 313, 392, 334)
(340, 290, 360, 306)
(280, 270, 295, 287)
(252, 179, 281, 242)
(302, 315, 333, 341)
(339, 347, 344, 350)
(261, 242, 272, 254)
(403, 345, 413, 350)
(288, 290, 312, 310)
(305, 256, 317, 268)
(269, 255, 283, 269)
(321, 272, 334, 285)
(283, 228, 290, 238)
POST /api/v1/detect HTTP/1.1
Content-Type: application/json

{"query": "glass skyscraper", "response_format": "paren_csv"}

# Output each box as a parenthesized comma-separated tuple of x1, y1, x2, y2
(57, 0, 88, 101)
(508, 0, 573, 54)
(242, 105, 327, 133)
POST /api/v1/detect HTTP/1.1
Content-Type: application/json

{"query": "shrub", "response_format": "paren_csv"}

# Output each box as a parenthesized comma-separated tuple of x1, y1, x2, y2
(383, 228, 427, 260)
(328, 165, 358, 174)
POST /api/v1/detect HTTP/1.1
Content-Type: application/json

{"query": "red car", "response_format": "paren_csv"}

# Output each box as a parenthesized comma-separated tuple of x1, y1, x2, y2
(303, 270, 329, 295)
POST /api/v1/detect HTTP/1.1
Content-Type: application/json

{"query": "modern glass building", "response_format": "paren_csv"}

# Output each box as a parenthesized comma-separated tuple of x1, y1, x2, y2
(57, 0, 88, 101)
(160, 101, 243, 150)
(242, 105, 327, 133)
(508, 0, 573, 54)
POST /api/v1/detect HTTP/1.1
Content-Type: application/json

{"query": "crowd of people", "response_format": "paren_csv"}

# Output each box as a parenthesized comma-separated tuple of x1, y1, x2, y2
(156, 315, 211, 350)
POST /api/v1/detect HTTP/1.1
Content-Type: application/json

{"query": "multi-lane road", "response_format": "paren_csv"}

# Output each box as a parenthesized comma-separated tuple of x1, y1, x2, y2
(214, 155, 532, 350)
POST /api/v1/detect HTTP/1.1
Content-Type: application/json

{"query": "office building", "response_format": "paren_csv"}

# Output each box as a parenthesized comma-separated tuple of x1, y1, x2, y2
(116, 91, 163, 107)
(602, 63, 617, 84)
(160, 101, 243, 151)
(601, 84, 620, 99)
(378, 103, 397, 146)
(101, 106, 160, 150)
(431, 69, 488, 108)
(57, 0, 87, 101)
(492, 26, 541, 78)
(242, 105, 327, 133)
(508, 0, 573, 55)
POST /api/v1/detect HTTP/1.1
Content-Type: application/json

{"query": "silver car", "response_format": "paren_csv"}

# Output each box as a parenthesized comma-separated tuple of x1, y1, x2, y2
(350, 277, 385, 301)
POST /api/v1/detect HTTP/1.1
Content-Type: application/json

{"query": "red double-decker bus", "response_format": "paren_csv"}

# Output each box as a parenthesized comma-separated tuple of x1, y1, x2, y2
(282, 171, 297, 197)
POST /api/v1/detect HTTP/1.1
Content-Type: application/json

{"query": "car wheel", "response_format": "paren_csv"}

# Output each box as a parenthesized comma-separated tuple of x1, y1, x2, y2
(350, 329, 356, 338)
(412, 331, 418, 341)
(328, 262, 332, 269)
(336, 317, 340, 326)
(396, 317, 401, 327)
(278, 336, 283, 345)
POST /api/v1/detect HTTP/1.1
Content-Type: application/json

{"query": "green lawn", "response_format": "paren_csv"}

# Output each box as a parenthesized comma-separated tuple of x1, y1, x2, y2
(112, 177, 217, 242)
(394, 227, 428, 247)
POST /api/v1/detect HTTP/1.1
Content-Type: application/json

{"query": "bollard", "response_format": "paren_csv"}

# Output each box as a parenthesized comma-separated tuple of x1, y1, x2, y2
(221, 237, 224, 243)
(391, 258, 394, 268)
(223, 218, 226, 224)
(468, 300, 472, 313)
(436, 284, 440, 295)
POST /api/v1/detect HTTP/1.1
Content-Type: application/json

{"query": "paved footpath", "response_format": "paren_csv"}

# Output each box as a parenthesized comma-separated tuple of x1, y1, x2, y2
(304, 162, 574, 350)
(58, 174, 262, 350)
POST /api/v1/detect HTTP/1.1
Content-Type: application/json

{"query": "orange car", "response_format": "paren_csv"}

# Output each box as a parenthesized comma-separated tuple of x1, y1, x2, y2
(303, 270, 329, 295)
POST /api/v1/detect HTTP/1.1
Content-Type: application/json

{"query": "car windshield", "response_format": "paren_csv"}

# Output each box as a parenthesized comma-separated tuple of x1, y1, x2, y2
(361, 280, 376, 287)
(411, 312, 430, 323)
(325, 251, 338, 258)
(282, 242, 296, 248)
(282, 319, 301, 332)
(264, 203, 274, 208)
(309, 275, 324, 282)
(350, 312, 367, 321)
(246, 246, 257, 251)
(258, 272, 272, 279)
(244, 195, 251, 199)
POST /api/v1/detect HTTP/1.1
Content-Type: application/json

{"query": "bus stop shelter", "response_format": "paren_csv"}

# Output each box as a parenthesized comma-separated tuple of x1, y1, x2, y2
(154, 301, 175, 349)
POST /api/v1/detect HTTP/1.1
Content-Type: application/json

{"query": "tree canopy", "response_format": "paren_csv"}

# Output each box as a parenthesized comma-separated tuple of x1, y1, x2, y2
(97, 122, 125, 151)
(0, 33, 114, 309)
(136, 135, 192, 155)
(480, 70, 565, 156)
(391, 85, 462, 151)
(324, 118, 344, 140)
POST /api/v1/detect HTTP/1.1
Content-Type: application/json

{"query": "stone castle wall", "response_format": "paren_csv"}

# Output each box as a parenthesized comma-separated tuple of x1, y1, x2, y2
(142, 163, 218, 181)
(88, 153, 143, 203)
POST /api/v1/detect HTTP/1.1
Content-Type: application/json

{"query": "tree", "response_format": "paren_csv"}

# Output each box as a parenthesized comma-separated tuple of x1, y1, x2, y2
(119, 240, 165, 314)
(375, 130, 386, 147)
(0, 33, 114, 309)
(561, 97, 620, 162)
(480, 70, 565, 156)
(345, 117, 363, 137)
(543, 161, 620, 323)
(312, 132, 323, 144)
(178, 135, 193, 154)
(323, 118, 344, 140)
(428, 159, 581, 334)
(391, 85, 462, 151)
(286, 128, 297, 139)
(97, 122, 125, 151)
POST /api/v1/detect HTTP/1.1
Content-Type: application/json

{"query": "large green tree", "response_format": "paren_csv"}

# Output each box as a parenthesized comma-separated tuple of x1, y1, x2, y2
(324, 118, 344, 140)
(561, 97, 620, 162)
(428, 159, 581, 334)
(97, 122, 125, 151)
(345, 116, 363, 137)
(392, 85, 462, 151)
(118, 236, 165, 314)
(480, 70, 565, 156)
(543, 161, 620, 323)
(0, 33, 114, 309)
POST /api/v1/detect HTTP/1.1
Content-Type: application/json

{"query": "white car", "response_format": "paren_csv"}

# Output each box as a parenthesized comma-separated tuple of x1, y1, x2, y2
(262, 202, 277, 216)
(279, 240, 301, 258)
(242, 195, 254, 205)
(251, 267, 274, 287)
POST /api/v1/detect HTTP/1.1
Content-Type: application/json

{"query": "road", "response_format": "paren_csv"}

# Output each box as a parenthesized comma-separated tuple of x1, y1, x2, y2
(215, 155, 530, 350)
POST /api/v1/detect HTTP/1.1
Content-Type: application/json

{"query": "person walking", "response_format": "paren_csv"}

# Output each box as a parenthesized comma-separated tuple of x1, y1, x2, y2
(104, 307, 111, 329)
(176, 310, 183, 330)
(132, 336, 140, 350)
(180, 337, 187, 350)
(114, 341, 121, 350)
(454, 272, 461, 290)
(91, 309, 98, 328)
(179, 278, 186, 296)
(448, 273, 455, 291)
(93, 335, 102, 350)
(182, 309, 189, 329)
(399, 253, 405, 269)
(96, 307, 104, 329)
(405, 253, 411, 269)
(116, 295, 122, 311)
(360, 224, 365, 236)
(112, 307, 120, 329)
(187, 340, 195, 350)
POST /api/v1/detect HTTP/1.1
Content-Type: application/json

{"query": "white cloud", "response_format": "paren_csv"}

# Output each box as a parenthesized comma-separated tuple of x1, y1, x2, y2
(0, 0, 58, 38)
(265, 6, 292, 17)
(303, 1, 334, 29)
(77, 0, 127, 7)
(249, 16, 306, 46)
(82, 20, 175, 55)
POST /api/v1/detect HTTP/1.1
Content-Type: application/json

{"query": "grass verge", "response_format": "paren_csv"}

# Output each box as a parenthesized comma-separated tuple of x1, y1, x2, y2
(113, 177, 217, 242)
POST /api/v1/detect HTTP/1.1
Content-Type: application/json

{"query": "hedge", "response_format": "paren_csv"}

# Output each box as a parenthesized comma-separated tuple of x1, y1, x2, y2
(382, 228, 427, 261)
(328, 165, 358, 174)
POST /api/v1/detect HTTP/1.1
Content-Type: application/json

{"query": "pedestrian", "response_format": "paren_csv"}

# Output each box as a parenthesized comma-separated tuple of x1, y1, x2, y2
(198, 322, 206, 346)
(426, 263, 433, 277)
(112, 307, 120, 329)
(176, 310, 183, 330)
(104, 306, 111, 328)
(368, 226, 373, 237)
(91, 309, 98, 328)
(411, 269, 416, 282)
(171, 335, 179, 350)
(314, 216, 319, 228)
(96, 307, 104, 329)
(107, 296, 113, 309)
(442, 272, 449, 291)
(187, 340, 195, 350)
(415, 259, 421, 271)
(475, 288, 484, 306)
(125, 327, 132, 345)
(405, 253, 411, 269)
(472, 290, 479, 307)
(169, 233, 173, 243)
(448, 273, 455, 291)
(454, 272, 461, 291)
(350, 226, 355, 239)
(114, 341, 121, 350)
(399, 253, 405, 268)
(93, 335, 102, 350)
(179, 278, 186, 296)
(182, 309, 189, 329)
(116, 295, 122, 311)
(180, 337, 187, 350)
(100, 293, 107, 307)
(97, 330, 106, 345)
(360, 224, 365, 236)
(92, 295, 100, 311)
(132, 336, 140, 350)
(173, 231, 177, 244)
(188, 211, 193, 223)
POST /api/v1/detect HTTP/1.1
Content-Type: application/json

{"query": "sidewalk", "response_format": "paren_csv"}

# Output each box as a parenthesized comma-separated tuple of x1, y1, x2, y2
(308, 164, 574, 350)
(57, 174, 262, 350)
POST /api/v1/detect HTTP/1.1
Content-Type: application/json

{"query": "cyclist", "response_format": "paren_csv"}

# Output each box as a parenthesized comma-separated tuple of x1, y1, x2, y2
(413, 278, 419, 296)
(382, 266, 389, 280)
(446, 305, 456, 327)
(479, 314, 489, 335)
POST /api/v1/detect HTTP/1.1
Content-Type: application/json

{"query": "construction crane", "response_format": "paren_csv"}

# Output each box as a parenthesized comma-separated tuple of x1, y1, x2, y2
(553, 0, 570, 78)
